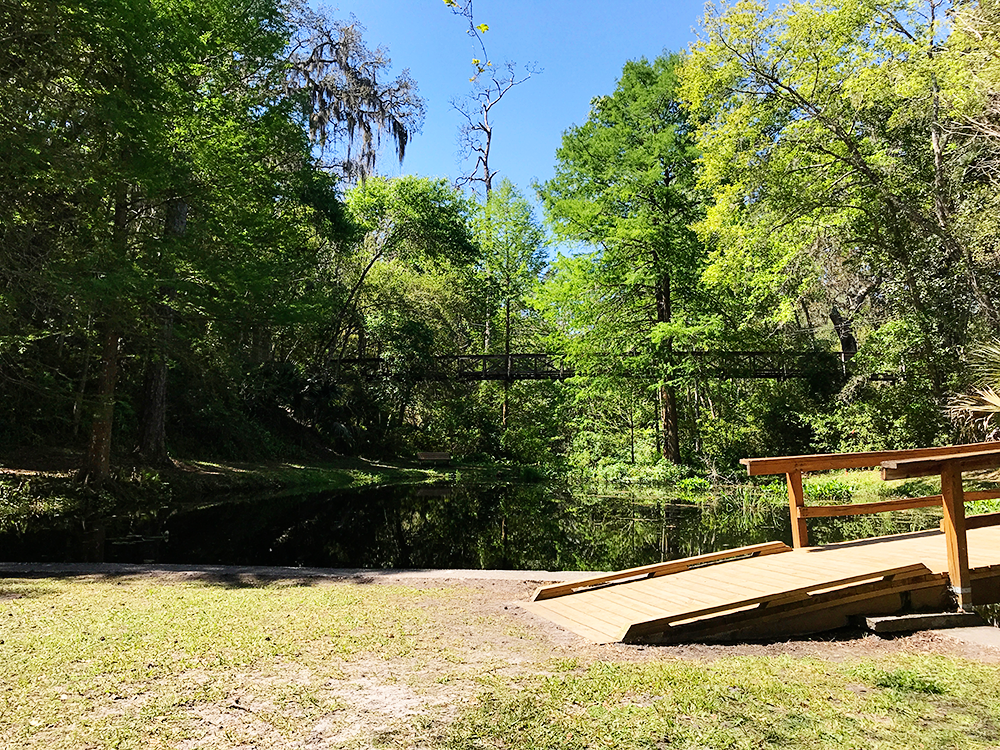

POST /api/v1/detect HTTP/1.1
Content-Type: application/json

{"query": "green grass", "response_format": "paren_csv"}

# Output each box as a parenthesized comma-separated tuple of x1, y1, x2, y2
(3, 577, 1000, 749)
(447, 657, 1000, 749)
(0, 576, 446, 749)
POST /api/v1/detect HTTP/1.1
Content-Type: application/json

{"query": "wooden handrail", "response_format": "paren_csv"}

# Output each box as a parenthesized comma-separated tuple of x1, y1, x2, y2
(742, 443, 1000, 610)
(530, 541, 791, 601)
(742, 441, 1000, 476)
(795, 489, 1000, 519)
(798, 495, 943, 518)
(742, 442, 1000, 550)
(881, 449, 1000, 480)
(941, 511, 1000, 532)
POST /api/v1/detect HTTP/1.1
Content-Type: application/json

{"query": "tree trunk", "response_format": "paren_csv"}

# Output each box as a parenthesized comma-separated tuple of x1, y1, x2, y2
(655, 267, 681, 463)
(78, 184, 128, 485)
(137, 198, 186, 467)
(659, 384, 680, 463)
(829, 306, 858, 360)
(136, 316, 171, 466)
(502, 297, 511, 427)
(72, 319, 93, 437)
(79, 322, 120, 485)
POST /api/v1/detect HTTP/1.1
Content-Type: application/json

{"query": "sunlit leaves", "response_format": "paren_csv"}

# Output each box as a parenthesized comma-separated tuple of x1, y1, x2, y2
(679, 0, 991, 357)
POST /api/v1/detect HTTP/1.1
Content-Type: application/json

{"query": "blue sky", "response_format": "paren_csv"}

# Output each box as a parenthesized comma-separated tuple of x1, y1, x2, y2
(329, 0, 710, 196)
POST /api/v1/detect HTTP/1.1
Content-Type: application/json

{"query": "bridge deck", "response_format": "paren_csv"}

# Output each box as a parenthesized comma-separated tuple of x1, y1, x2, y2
(524, 525, 1000, 644)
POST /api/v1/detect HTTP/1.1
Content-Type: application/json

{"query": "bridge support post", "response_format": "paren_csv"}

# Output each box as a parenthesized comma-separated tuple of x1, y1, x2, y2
(786, 470, 808, 548)
(940, 464, 973, 611)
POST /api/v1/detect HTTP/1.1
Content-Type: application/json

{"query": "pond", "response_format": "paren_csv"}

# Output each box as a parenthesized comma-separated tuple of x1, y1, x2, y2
(0, 481, 945, 570)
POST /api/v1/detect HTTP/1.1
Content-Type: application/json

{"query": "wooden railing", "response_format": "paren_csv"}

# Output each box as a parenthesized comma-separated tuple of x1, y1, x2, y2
(742, 442, 1000, 610)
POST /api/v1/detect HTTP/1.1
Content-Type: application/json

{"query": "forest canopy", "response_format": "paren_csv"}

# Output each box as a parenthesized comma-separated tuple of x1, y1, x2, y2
(4, 0, 1000, 485)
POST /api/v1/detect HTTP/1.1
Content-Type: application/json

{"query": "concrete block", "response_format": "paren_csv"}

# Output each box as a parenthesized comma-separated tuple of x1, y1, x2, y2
(856, 611, 985, 634)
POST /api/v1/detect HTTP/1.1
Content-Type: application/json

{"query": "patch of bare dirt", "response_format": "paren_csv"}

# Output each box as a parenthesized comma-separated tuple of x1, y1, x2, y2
(0, 447, 81, 476)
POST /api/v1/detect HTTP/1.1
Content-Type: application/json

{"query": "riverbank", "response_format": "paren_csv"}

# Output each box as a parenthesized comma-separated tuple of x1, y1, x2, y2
(0, 449, 507, 533)
(3, 568, 1000, 749)
(0, 448, 453, 493)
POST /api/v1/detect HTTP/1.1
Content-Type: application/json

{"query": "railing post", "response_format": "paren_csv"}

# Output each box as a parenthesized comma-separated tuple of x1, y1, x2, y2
(786, 470, 808, 548)
(940, 464, 973, 611)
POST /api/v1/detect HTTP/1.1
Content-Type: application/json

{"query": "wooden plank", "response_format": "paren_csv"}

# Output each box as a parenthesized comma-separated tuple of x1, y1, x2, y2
(617, 563, 931, 641)
(965, 489, 1000, 503)
(798, 495, 942, 518)
(522, 602, 616, 643)
(530, 541, 790, 601)
(544, 589, 655, 625)
(528, 522, 1000, 644)
(624, 564, 935, 641)
(800, 489, 998, 520)
(742, 441, 1000, 476)
(638, 568, 803, 603)
(654, 574, 947, 644)
(537, 594, 642, 634)
(627, 552, 864, 595)
(941, 464, 972, 610)
(941, 512, 1000, 532)
(596, 588, 692, 618)
(787, 470, 808, 547)
(571, 588, 677, 620)
(532, 597, 628, 635)
(881, 448, 1000, 480)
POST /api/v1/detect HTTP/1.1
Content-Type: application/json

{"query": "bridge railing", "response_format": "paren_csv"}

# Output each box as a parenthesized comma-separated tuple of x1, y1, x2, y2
(333, 350, 899, 382)
(742, 441, 1000, 610)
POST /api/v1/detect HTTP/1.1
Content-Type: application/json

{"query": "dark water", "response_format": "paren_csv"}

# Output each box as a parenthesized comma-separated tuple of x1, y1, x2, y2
(0, 482, 942, 570)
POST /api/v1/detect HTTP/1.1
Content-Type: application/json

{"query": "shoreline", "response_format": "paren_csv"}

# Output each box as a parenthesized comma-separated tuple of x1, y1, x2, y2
(0, 561, 600, 583)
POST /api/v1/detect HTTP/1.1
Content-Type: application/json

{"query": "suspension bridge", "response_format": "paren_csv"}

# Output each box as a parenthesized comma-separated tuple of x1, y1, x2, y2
(334, 350, 891, 382)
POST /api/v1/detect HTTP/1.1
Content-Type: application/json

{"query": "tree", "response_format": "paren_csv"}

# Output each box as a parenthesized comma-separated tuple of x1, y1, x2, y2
(442, 0, 536, 196)
(1, 0, 347, 480)
(454, 61, 538, 196)
(2, 0, 185, 482)
(538, 54, 706, 463)
(324, 176, 477, 366)
(470, 178, 547, 424)
(285, 6, 425, 183)
(680, 0, 1000, 403)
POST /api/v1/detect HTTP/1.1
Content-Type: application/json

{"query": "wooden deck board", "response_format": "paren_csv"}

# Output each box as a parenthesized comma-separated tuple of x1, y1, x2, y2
(526, 526, 1000, 644)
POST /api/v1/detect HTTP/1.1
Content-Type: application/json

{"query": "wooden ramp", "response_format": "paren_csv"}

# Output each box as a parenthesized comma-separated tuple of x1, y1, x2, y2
(524, 526, 1000, 644)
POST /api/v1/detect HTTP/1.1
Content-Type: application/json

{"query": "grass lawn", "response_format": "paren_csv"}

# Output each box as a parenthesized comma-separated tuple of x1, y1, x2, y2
(2, 575, 1000, 749)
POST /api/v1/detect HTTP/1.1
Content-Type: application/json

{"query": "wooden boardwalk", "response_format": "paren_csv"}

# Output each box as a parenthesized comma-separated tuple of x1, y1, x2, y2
(525, 525, 1000, 644)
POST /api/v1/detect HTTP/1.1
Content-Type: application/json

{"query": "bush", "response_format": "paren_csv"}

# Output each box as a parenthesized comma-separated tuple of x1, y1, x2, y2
(805, 478, 852, 503)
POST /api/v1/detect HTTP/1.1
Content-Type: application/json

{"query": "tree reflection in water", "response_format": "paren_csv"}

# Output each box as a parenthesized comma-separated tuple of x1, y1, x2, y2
(0, 483, 943, 569)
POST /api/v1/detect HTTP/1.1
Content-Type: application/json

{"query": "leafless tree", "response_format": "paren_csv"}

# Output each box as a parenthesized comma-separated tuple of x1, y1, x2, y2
(453, 61, 537, 196)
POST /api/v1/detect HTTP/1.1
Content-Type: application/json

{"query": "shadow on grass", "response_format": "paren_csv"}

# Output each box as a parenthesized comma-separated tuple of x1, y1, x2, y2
(0, 562, 471, 588)
(0, 581, 61, 600)
(0, 567, 337, 589)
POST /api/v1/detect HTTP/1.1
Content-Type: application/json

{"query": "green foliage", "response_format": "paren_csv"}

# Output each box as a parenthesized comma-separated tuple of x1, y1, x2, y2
(537, 53, 709, 466)
(805, 477, 853, 504)
(674, 476, 711, 493)
(539, 53, 706, 356)
(681, 0, 1000, 402)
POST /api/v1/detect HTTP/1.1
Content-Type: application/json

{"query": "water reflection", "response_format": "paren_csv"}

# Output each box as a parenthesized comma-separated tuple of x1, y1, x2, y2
(0, 482, 944, 570)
